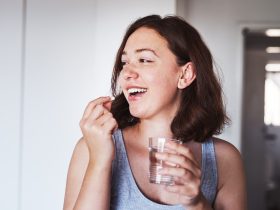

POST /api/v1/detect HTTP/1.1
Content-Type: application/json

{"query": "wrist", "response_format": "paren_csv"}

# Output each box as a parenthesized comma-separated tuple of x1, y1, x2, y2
(88, 158, 113, 170)
(87, 145, 115, 167)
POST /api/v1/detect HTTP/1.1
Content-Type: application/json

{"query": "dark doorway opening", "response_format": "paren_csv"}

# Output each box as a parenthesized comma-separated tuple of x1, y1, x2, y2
(242, 28, 280, 210)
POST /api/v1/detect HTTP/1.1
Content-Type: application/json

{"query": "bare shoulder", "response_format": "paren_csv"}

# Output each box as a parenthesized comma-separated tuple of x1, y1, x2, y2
(212, 138, 247, 209)
(212, 137, 244, 184)
(213, 138, 242, 164)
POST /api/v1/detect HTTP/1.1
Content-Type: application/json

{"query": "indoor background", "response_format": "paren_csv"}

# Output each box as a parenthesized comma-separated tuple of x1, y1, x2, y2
(1, 0, 280, 209)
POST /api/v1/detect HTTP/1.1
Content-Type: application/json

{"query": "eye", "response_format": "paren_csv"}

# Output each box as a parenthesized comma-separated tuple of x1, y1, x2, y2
(139, 58, 153, 63)
(121, 60, 127, 67)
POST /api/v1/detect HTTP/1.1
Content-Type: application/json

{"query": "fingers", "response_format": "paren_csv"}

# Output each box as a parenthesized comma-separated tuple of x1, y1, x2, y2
(159, 166, 200, 183)
(89, 111, 118, 133)
(95, 111, 118, 132)
(95, 111, 113, 125)
(80, 97, 118, 135)
(86, 104, 105, 122)
(164, 184, 201, 204)
(155, 143, 201, 177)
(103, 100, 112, 111)
(166, 176, 200, 192)
(160, 167, 201, 205)
(165, 141, 199, 167)
(82, 96, 111, 119)
(156, 152, 201, 177)
(103, 116, 118, 133)
(155, 143, 202, 204)
(80, 104, 105, 130)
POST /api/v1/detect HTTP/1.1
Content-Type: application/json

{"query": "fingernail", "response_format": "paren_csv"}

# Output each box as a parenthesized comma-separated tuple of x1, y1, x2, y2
(110, 96, 115, 100)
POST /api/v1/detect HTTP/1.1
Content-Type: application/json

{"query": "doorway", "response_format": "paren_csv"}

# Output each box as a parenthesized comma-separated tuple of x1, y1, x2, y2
(242, 28, 280, 210)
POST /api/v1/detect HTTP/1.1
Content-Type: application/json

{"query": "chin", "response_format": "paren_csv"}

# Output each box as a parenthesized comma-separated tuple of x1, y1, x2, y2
(129, 107, 148, 119)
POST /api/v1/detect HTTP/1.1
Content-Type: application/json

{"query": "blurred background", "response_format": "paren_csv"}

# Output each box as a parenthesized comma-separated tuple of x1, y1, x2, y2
(1, 0, 280, 209)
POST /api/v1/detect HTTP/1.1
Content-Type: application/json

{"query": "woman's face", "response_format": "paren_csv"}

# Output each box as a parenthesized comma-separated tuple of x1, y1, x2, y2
(119, 27, 183, 121)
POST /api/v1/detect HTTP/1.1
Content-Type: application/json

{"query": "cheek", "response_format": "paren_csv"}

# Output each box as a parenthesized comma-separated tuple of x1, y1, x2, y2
(148, 77, 179, 104)
(118, 73, 125, 90)
(152, 63, 180, 86)
(150, 72, 179, 89)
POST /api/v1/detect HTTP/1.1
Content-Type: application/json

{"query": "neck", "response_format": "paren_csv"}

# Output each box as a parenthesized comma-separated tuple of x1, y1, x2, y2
(132, 116, 175, 144)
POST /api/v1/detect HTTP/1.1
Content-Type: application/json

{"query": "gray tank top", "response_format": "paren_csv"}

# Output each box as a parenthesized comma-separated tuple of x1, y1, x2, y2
(110, 129, 217, 210)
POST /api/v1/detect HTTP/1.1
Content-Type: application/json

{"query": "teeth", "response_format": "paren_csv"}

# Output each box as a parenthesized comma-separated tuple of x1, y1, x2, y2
(128, 88, 147, 94)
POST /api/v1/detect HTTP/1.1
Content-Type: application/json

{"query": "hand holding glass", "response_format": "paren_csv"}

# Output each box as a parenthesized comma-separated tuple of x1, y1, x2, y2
(149, 137, 182, 185)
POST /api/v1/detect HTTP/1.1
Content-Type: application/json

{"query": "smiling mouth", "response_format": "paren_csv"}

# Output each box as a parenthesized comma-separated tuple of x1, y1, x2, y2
(128, 88, 147, 97)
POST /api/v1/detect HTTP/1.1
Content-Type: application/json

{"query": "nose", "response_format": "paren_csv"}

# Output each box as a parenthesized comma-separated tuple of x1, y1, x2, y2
(121, 64, 139, 80)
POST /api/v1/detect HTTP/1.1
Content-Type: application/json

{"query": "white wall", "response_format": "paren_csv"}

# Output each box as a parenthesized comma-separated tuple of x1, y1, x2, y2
(0, 1, 23, 210)
(0, 1, 176, 210)
(177, 0, 280, 150)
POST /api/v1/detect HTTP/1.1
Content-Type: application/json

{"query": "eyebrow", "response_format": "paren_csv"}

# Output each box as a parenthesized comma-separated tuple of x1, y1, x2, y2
(122, 48, 159, 57)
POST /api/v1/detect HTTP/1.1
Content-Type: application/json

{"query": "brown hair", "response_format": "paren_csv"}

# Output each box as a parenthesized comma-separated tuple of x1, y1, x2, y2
(111, 15, 229, 143)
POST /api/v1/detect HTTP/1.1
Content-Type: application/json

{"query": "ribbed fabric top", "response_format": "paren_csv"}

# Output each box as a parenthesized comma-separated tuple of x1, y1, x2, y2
(110, 129, 217, 210)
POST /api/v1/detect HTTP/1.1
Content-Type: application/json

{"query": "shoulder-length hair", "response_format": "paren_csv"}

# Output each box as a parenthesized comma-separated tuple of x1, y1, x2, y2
(110, 15, 229, 143)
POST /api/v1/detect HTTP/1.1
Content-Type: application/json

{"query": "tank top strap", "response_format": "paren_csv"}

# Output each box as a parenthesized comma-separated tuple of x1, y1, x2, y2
(111, 129, 127, 181)
(201, 138, 218, 204)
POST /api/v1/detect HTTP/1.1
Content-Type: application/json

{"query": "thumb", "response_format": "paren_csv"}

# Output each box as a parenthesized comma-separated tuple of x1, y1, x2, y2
(103, 100, 112, 111)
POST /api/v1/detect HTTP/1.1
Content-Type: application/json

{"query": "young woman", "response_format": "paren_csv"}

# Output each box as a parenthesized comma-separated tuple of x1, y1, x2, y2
(63, 15, 247, 210)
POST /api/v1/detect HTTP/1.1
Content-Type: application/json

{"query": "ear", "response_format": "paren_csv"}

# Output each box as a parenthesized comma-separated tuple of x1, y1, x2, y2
(177, 62, 196, 89)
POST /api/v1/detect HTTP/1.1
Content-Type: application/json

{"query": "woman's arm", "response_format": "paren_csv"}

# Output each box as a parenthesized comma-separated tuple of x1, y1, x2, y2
(214, 139, 247, 210)
(63, 138, 112, 210)
(63, 97, 117, 210)
(63, 138, 88, 210)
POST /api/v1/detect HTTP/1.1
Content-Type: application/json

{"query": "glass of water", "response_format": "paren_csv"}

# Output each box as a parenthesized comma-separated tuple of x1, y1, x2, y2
(148, 137, 182, 185)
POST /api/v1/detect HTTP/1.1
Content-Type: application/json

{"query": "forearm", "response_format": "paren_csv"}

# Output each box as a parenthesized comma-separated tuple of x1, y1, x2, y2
(73, 163, 112, 210)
